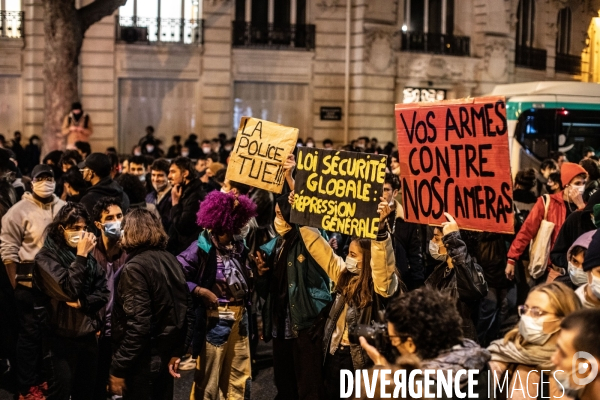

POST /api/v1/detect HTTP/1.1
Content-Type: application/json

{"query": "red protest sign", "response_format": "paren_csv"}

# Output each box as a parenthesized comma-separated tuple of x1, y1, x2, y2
(394, 96, 514, 234)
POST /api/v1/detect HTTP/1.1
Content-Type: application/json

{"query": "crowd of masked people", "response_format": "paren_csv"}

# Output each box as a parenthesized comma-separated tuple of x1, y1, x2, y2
(1, 129, 600, 400)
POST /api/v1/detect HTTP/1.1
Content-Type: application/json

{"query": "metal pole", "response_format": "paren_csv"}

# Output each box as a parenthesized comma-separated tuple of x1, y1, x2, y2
(343, 0, 350, 145)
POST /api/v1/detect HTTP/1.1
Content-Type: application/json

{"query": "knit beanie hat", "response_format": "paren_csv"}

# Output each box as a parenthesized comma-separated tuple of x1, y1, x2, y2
(561, 162, 587, 187)
(583, 229, 600, 272)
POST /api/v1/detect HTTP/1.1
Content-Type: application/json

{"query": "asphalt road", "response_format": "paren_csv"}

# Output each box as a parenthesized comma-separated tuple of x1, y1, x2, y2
(0, 341, 277, 400)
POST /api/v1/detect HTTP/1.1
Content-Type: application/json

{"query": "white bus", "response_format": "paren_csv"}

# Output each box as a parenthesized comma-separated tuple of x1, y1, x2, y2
(490, 81, 600, 176)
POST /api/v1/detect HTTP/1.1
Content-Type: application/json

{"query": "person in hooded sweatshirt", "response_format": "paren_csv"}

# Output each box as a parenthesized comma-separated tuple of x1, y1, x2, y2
(555, 230, 596, 290)
(575, 230, 600, 309)
(0, 164, 66, 399)
(78, 153, 130, 216)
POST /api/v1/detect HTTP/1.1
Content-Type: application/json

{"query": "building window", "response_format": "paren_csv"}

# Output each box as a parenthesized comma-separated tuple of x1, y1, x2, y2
(515, 0, 534, 48)
(556, 7, 571, 54)
(117, 0, 202, 44)
(404, 0, 454, 35)
(0, 0, 23, 39)
(515, 0, 547, 70)
(400, 0, 468, 56)
(232, 0, 314, 50)
(555, 7, 579, 74)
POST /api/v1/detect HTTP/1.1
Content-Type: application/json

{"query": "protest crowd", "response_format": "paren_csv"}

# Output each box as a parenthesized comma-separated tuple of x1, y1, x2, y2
(1, 101, 600, 400)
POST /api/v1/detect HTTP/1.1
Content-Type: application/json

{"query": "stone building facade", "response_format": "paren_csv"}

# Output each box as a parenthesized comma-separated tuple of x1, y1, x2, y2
(0, 0, 597, 151)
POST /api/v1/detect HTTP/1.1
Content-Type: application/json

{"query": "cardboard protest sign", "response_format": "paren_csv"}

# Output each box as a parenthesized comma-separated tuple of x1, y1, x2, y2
(226, 117, 299, 193)
(290, 148, 387, 239)
(395, 96, 514, 233)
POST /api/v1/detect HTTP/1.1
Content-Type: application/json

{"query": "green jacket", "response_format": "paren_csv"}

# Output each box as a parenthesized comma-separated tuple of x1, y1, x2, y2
(256, 225, 332, 341)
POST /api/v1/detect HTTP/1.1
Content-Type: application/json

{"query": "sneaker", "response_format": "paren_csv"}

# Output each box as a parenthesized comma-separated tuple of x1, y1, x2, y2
(18, 385, 45, 400)
(178, 355, 197, 371)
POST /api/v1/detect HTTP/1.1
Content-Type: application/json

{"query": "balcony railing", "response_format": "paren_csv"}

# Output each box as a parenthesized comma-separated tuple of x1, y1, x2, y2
(232, 21, 315, 50)
(399, 31, 470, 57)
(515, 45, 547, 70)
(0, 11, 24, 39)
(116, 16, 203, 45)
(555, 53, 581, 75)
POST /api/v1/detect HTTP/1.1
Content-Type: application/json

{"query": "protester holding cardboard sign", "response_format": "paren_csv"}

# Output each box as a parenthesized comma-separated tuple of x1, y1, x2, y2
(290, 148, 387, 239)
(225, 117, 299, 194)
(395, 96, 514, 234)
(286, 189, 399, 399)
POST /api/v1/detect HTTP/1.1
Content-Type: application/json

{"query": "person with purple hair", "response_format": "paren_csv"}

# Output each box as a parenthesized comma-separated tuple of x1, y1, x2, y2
(176, 190, 257, 399)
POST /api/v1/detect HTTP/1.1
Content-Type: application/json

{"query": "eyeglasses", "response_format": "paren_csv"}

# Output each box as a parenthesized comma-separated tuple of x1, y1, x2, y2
(518, 305, 554, 319)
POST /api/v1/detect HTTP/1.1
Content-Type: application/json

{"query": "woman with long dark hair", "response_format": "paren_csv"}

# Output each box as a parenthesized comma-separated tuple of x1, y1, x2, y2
(33, 202, 109, 399)
(286, 191, 400, 399)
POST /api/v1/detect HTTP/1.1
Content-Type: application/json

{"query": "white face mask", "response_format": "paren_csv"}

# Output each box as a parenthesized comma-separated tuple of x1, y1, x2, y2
(518, 315, 558, 345)
(429, 240, 447, 261)
(134, 151, 142, 156)
(554, 369, 585, 398)
(146, 145, 155, 153)
(234, 224, 250, 242)
(568, 262, 588, 287)
(220, 187, 228, 193)
(33, 180, 55, 198)
(590, 274, 600, 299)
(345, 256, 360, 274)
(63, 229, 83, 248)
(181, 151, 189, 157)
(153, 181, 168, 193)
(306, 142, 314, 148)
(572, 184, 585, 196)
(202, 147, 211, 154)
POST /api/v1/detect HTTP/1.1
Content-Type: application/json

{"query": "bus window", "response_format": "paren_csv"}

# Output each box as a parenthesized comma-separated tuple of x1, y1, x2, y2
(559, 110, 600, 161)
(515, 109, 557, 160)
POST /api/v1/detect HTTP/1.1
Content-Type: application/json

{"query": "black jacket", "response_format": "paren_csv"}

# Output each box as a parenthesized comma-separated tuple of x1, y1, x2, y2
(33, 248, 109, 338)
(110, 248, 194, 378)
(167, 179, 205, 255)
(550, 210, 595, 269)
(146, 189, 173, 232)
(80, 177, 130, 216)
(426, 231, 487, 341)
(462, 230, 511, 289)
(385, 210, 423, 290)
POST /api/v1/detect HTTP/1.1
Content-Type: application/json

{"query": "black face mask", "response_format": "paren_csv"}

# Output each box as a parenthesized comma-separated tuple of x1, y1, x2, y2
(546, 184, 554, 194)
(72, 111, 83, 121)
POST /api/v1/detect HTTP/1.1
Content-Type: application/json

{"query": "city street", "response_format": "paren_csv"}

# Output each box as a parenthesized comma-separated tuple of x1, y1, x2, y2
(0, 342, 276, 400)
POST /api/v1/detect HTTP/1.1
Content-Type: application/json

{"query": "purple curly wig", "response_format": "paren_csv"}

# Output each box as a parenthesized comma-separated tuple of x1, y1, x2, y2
(196, 191, 257, 235)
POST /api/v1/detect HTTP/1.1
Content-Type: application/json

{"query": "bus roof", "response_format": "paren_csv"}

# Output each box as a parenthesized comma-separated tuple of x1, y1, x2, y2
(491, 81, 600, 98)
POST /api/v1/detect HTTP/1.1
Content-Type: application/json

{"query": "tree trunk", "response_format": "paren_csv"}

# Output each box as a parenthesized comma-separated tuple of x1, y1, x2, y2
(42, 0, 83, 153)
(41, 0, 126, 154)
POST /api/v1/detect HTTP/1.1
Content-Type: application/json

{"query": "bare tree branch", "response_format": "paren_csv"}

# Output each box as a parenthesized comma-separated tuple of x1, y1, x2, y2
(79, 0, 127, 33)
